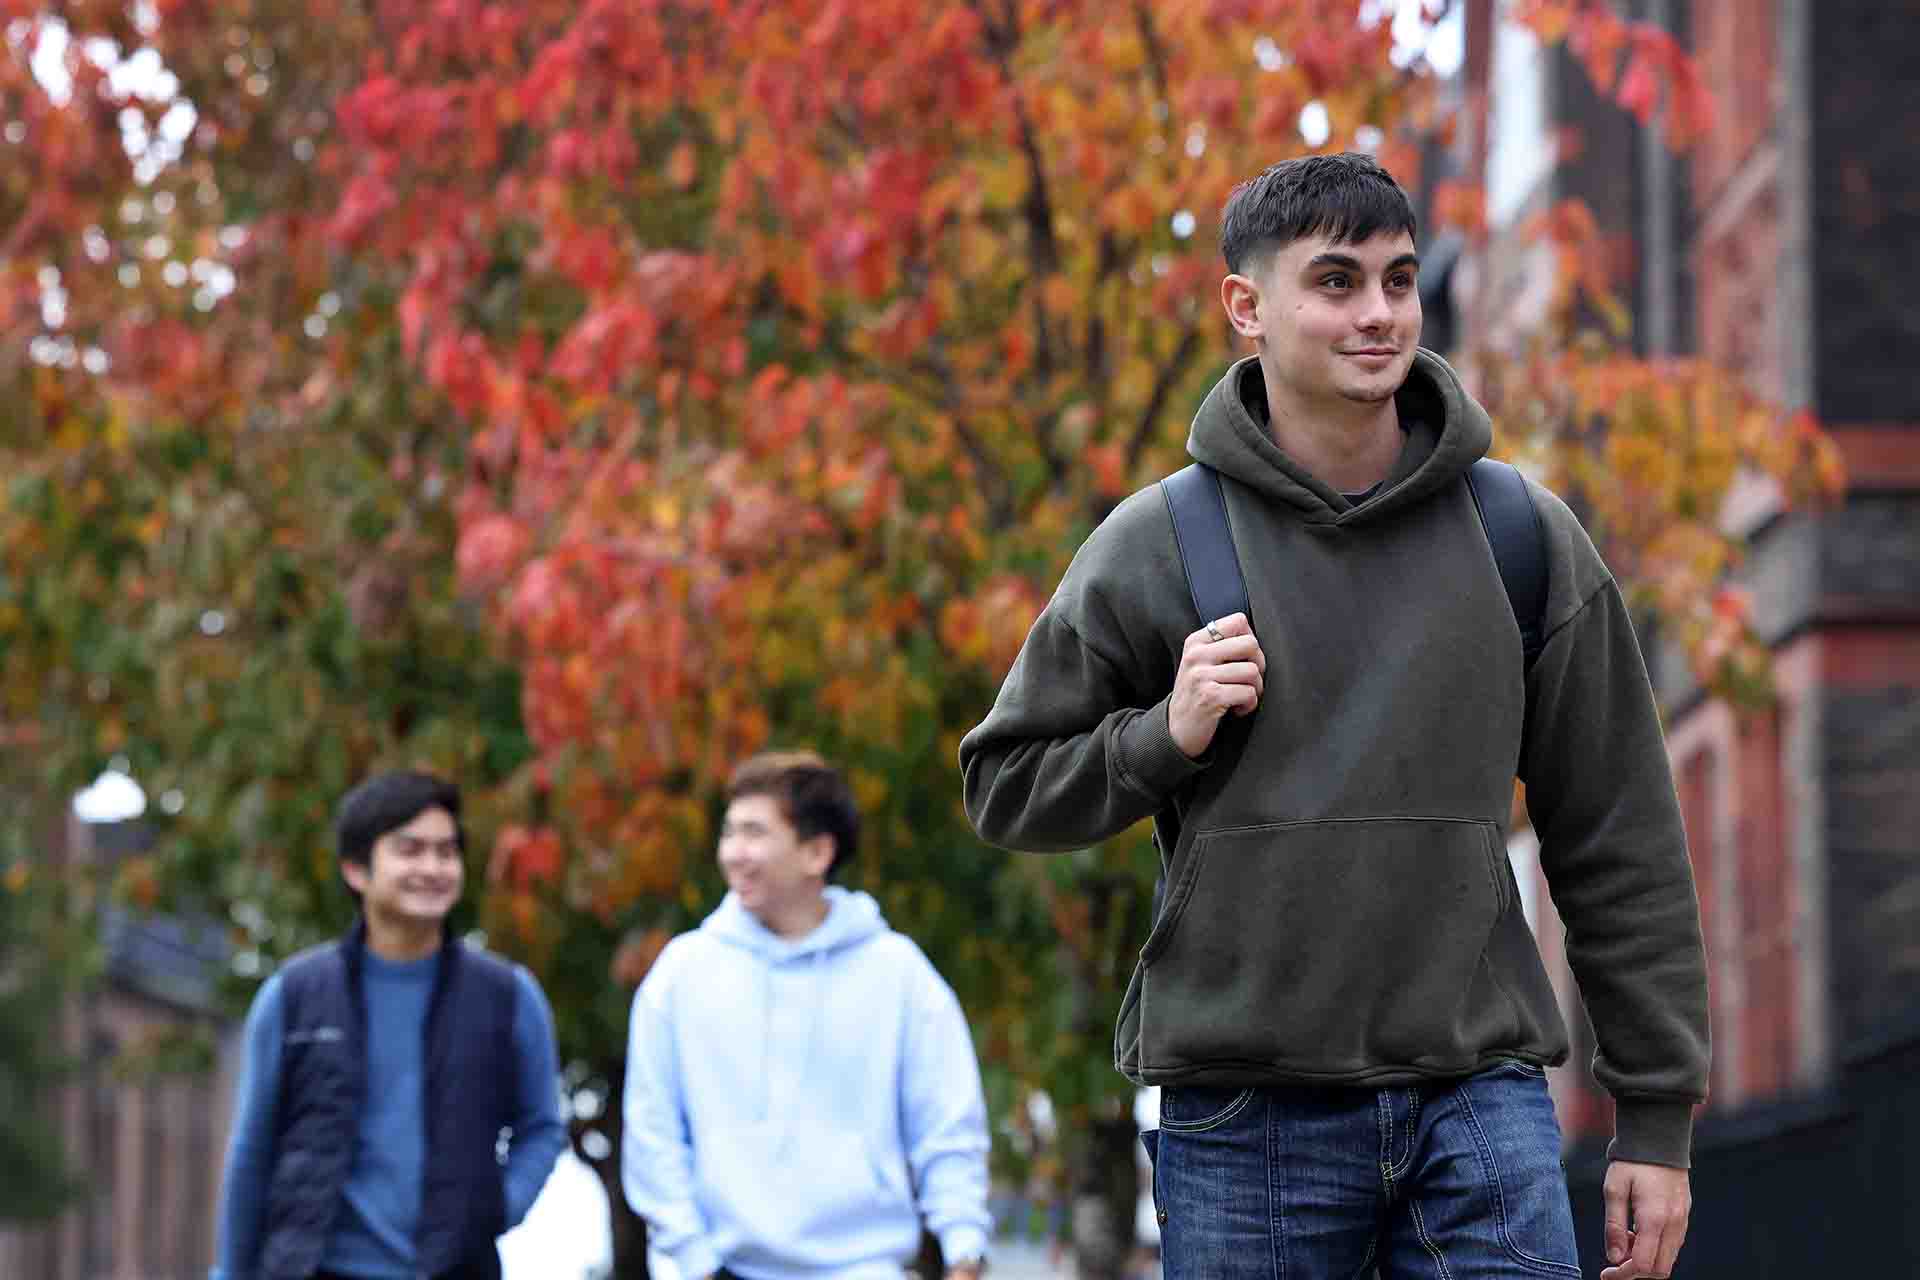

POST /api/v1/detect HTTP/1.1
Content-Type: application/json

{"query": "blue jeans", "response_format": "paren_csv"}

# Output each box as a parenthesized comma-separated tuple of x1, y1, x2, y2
(1142, 1063, 1580, 1279)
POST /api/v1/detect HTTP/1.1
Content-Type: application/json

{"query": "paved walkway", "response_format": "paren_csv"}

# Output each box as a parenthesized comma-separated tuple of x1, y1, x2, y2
(991, 1239, 1069, 1278)
(989, 1239, 1162, 1280)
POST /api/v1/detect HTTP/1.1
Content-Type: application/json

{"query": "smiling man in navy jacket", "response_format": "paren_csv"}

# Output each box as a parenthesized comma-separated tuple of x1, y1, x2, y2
(211, 770, 566, 1280)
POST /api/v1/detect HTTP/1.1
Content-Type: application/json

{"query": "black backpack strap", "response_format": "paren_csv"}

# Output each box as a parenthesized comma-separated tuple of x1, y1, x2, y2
(1466, 457, 1549, 669)
(1154, 462, 1249, 926)
(1160, 463, 1250, 628)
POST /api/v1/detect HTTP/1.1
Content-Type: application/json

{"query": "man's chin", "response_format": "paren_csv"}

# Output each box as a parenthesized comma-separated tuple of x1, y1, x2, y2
(1335, 354, 1414, 404)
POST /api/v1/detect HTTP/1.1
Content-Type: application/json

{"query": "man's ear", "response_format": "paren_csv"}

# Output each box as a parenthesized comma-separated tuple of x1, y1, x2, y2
(801, 833, 836, 880)
(341, 858, 370, 895)
(1221, 272, 1265, 343)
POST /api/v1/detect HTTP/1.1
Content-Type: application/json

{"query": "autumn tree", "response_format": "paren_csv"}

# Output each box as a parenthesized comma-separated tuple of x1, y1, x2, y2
(3, 1, 1839, 1276)
(0, 845, 87, 1222)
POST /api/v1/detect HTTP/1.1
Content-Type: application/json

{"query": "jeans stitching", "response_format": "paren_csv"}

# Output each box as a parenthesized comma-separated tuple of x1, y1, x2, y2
(1160, 1085, 1257, 1132)
(1375, 1092, 1397, 1199)
(1379, 1089, 1420, 1182)
(1265, 1094, 1283, 1280)
(1401, 1092, 1422, 1179)
(1409, 1195, 1455, 1280)
(1457, 1080, 1584, 1277)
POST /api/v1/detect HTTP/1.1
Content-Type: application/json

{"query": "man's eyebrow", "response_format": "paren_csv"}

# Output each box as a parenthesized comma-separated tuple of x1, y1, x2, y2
(1302, 252, 1422, 273)
(1304, 252, 1363, 272)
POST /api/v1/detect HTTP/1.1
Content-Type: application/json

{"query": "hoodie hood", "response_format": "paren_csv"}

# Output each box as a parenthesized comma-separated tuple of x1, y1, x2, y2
(698, 884, 888, 962)
(1187, 347, 1491, 525)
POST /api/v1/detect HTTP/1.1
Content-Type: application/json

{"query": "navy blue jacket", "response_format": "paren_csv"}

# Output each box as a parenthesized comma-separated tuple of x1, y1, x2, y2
(259, 920, 516, 1280)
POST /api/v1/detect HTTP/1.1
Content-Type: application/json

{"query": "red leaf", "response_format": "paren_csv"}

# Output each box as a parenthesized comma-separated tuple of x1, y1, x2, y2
(455, 514, 530, 590)
(327, 172, 398, 248)
(1615, 51, 1660, 127)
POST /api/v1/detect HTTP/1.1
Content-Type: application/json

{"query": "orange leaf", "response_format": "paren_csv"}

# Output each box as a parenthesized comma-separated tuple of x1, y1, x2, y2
(667, 141, 697, 189)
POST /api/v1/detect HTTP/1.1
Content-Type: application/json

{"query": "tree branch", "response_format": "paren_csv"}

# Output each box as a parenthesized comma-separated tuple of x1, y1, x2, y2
(1084, 233, 1122, 406)
(1132, 1, 1171, 104)
(830, 339, 1018, 529)
(1125, 327, 1203, 469)
(969, 0, 1066, 406)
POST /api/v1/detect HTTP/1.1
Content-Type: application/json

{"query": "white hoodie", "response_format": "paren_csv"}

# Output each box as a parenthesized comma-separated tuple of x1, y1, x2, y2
(622, 887, 992, 1280)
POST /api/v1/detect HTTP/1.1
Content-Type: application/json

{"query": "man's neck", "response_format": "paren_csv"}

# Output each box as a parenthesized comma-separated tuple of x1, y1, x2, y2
(1261, 364, 1404, 495)
(362, 912, 444, 963)
(758, 891, 831, 941)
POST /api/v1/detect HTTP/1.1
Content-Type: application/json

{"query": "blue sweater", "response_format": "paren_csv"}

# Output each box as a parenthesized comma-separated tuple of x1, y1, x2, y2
(212, 950, 567, 1280)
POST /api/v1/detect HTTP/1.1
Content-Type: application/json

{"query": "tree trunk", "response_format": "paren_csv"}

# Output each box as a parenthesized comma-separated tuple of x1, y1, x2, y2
(1069, 1108, 1141, 1280)
(575, 1062, 650, 1279)
(604, 1176, 650, 1280)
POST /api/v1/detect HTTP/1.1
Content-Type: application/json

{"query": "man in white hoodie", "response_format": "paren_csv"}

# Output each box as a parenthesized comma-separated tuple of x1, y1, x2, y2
(622, 751, 993, 1280)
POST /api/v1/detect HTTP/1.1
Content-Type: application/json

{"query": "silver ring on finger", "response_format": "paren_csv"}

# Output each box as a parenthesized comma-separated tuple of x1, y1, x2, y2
(1205, 620, 1224, 643)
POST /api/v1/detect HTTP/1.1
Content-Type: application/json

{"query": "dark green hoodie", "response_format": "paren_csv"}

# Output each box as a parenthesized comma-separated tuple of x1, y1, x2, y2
(959, 349, 1710, 1169)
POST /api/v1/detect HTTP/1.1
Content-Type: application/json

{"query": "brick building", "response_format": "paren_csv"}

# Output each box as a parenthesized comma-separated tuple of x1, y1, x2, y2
(1451, 0, 1920, 1269)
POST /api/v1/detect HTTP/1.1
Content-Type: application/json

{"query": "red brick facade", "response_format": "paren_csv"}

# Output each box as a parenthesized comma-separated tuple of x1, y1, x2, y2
(1463, 0, 1920, 1151)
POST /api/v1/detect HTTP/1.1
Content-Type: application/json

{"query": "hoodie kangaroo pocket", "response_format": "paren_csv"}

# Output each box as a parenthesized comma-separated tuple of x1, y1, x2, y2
(1139, 816, 1511, 1076)
(696, 1125, 903, 1251)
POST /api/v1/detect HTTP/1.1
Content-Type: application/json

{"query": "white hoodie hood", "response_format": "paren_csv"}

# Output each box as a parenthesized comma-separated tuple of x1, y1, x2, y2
(622, 887, 991, 1280)
(699, 883, 889, 960)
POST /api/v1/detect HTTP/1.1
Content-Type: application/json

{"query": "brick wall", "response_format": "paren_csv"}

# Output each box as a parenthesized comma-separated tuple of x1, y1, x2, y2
(1823, 679, 1920, 1048)
(1689, 0, 1775, 206)
(1688, 0, 1785, 400)
(1811, 0, 1920, 425)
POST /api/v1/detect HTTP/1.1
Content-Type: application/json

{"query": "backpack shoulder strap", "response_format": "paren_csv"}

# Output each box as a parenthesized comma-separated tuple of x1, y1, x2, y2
(1466, 457, 1549, 669)
(1160, 463, 1250, 628)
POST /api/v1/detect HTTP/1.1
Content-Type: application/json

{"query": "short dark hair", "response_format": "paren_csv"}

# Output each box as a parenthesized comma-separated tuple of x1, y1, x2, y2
(1219, 152, 1418, 276)
(335, 770, 464, 877)
(726, 751, 860, 878)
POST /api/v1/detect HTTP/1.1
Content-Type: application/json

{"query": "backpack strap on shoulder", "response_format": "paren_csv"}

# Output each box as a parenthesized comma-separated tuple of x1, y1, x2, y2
(1466, 457, 1549, 669)
(1160, 463, 1250, 628)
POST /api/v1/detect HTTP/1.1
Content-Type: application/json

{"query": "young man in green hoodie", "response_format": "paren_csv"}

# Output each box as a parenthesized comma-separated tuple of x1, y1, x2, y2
(959, 153, 1709, 1280)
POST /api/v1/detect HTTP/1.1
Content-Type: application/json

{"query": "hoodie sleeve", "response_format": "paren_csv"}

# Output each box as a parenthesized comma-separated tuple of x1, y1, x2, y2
(960, 493, 1207, 852)
(209, 974, 283, 1280)
(621, 948, 721, 1280)
(899, 957, 992, 1265)
(960, 609, 1206, 852)
(1520, 505, 1711, 1169)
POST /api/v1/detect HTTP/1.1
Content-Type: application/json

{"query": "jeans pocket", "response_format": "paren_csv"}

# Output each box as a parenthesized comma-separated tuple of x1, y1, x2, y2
(1492, 1059, 1548, 1080)
(1159, 1085, 1256, 1132)
(1459, 1072, 1582, 1276)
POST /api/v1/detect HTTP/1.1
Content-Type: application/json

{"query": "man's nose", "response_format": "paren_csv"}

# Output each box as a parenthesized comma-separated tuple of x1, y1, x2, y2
(1355, 283, 1393, 330)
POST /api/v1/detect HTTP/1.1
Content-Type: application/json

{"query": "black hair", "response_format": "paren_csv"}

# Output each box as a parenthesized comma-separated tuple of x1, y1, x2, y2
(334, 770, 464, 879)
(726, 750, 860, 879)
(1219, 152, 1418, 276)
